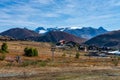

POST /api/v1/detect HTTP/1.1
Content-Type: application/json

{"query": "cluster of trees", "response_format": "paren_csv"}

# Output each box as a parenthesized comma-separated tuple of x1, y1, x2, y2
(0, 43, 38, 57)
(0, 43, 8, 53)
(0, 42, 39, 61)
(0, 43, 8, 60)
(24, 47, 38, 57)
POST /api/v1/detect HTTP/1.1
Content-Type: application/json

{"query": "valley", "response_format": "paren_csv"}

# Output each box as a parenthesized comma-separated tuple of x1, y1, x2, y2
(1, 0, 120, 80)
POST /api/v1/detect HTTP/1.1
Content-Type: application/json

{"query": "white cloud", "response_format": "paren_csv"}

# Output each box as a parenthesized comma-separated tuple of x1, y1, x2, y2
(0, 0, 120, 31)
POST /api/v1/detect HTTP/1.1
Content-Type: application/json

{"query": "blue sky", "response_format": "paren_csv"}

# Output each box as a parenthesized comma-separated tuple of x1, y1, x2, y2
(0, 0, 120, 32)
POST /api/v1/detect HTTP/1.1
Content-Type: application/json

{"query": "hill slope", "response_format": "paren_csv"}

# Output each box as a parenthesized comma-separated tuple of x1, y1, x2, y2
(0, 28, 40, 40)
(0, 36, 16, 41)
(36, 31, 86, 43)
(85, 30, 120, 47)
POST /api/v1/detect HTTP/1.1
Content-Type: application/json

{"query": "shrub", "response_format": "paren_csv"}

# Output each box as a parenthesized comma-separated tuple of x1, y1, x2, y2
(34, 48, 38, 56)
(62, 53, 66, 57)
(39, 61, 47, 67)
(24, 47, 38, 57)
(6, 62, 13, 67)
(1, 43, 8, 53)
(112, 59, 119, 66)
(75, 52, 80, 59)
(24, 47, 29, 53)
(112, 56, 120, 66)
(20, 60, 39, 67)
(21, 61, 30, 67)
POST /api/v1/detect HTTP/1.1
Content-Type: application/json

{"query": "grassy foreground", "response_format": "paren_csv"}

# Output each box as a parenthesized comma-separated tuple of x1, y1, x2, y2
(0, 66, 120, 80)
(0, 41, 120, 80)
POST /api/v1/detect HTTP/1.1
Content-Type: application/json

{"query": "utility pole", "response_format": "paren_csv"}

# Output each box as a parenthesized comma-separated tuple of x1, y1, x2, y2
(51, 46, 56, 61)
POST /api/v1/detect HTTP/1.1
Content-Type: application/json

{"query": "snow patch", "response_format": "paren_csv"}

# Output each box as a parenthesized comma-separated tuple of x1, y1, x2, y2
(69, 27, 82, 29)
(39, 30, 47, 34)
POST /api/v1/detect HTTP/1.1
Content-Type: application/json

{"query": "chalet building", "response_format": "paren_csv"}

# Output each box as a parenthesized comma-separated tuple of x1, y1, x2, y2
(56, 40, 66, 46)
(56, 40, 78, 49)
(59, 40, 65, 45)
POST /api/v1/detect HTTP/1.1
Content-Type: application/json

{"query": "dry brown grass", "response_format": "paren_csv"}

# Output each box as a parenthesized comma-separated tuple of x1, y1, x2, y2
(0, 41, 120, 80)
(0, 41, 52, 60)
(0, 66, 120, 80)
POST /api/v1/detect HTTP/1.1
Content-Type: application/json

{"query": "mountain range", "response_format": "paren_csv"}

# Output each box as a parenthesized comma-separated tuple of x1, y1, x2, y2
(35, 26, 108, 39)
(85, 30, 120, 47)
(0, 27, 120, 47)
(0, 28, 85, 43)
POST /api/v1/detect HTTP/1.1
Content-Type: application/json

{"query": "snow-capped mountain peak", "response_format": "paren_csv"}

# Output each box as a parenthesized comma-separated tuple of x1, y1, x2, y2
(38, 30, 47, 34)
(35, 27, 47, 34)
(34, 26, 108, 39)
(68, 26, 82, 29)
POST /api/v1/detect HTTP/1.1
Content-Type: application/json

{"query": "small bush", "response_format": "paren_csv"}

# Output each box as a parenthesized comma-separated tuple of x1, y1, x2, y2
(68, 52, 72, 57)
(112, 59, 119, 66)
(0, 43, 9, 53)
(62, 53, 66, 57)
(6, 62, 13, 67)
(1, 43, 8, 51)
(39, 61, 47, 67)
(112, 56, 120, 66)
(34, 48, 38, 56)
(118, 56, 120, 60)
(24, 47, 38, 57)
(20, 60, 39, 67)
(30, 61, 38, 65)
(75, 52, 80, 59)
(21, 61, 30, 67)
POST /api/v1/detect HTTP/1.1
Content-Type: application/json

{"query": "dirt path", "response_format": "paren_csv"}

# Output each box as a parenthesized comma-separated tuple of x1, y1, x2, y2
(0, 66, 120, 80)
